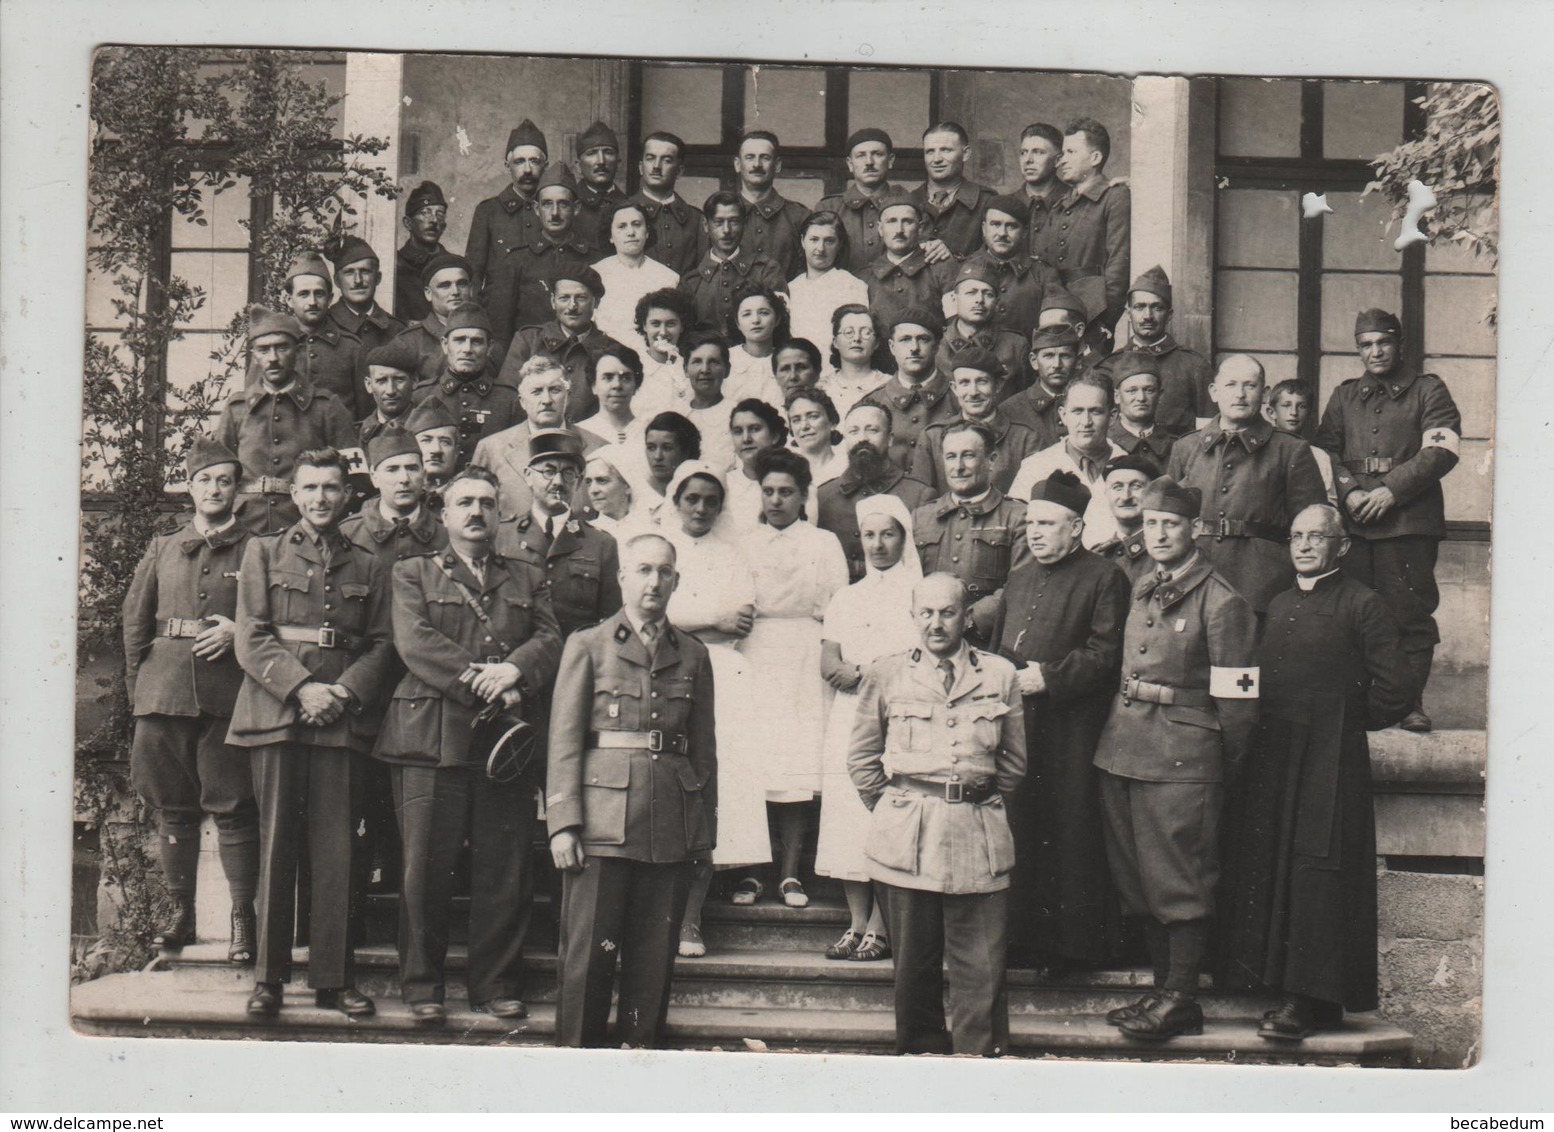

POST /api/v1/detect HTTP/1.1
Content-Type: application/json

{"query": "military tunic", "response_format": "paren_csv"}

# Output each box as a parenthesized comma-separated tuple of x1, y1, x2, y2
(339, 501, 448, 566)
(935, 322, 1034, 398)
(856, 372, 961, 472)
(498, 321, 627, 424)
(910, 180, 998, 259)
(466, 185, 544, 336)
(1094, 526, 1152, 585)
(1166, 417, 1327, 613)
(912, 488, 1031, 601)
(329, 300, 405, 357)
(388, 315, 511, 384)
(575, 180, 628, 255)
(816, 465, 938, 582)
(1029, 177, 1132, 331)
(1108, 418, 1176, 469)
(394, 240, 445, 324)
(1092, 334, 1213, 438)
(956, 248, 1061, 341)
(815, 182, 898, 275)
(410, 368, 523, 472)
(910, 409, 1045, 498)
(678, 249, 788, 333)
(503, 232, 597, 343)
(738, 191, 811, 279)
(999, 384, 1066, 451)
(496, 513, 622, 636)
(863, 251, 957, 336)
(629, 191, 707, 278)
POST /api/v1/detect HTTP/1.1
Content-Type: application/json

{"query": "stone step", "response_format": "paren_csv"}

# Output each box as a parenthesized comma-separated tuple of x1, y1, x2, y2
(70, 968, 1412, 1065)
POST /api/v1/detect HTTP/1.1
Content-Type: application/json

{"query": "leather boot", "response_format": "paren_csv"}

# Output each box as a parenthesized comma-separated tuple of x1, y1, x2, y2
(1118, 990, 1204, 1041)
(152, 893, 196, 950)
(228, 903, 256, 966)
(1106, 991, 1162, 1027)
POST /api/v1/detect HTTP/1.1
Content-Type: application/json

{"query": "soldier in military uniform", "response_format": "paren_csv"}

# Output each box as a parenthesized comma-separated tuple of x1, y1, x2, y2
(213, 305, 358, 535)
(389, 252, 509, 382)
(862, 192, 957, 334)
(817, 128, 902, 275)
(856, 308, 958, 471)
(911, 348, 1043, 496)
(1000, 324, 1082, 447)
(912, 421, 1031, 603)
(956, 195, 1062, 341)
(910, 122, 997, 260)
(496, 429, 622, 637)
(497, 263, 624, 423)
(406, 400, 461, 499)
(1092, 266, 1213, 437)
(395, 181, 449, 324)
(1093, 452, 1161, 584)
(1166, 354, 1327, 615)
(473, 356, 605, 519)
(1107, 352, 1177, 468)
(848, 572, 1026, 1056)
(227, 448, 395, 1020)
(547, 532, 718, 1048)
(1316, 308, 1462, 732)
(374, 465, 563, 1026)
(1093, 476, 1258, 1041)
(466, 119, 549, 337)
(733, 129, 811, 279)
(410, 303, 521, 471)
(817, 402, 937, 581)
(573, 120, 627, 255)
(934, 261, 1034, 396)
(122, 438, 259, 963)
(630, 131, 707, 278)
(501, 164, 597, 341)
(1015, 123, 1065, 255)
(281, 252, 368, 420)
(357, 342, 420, 449)
(329, 237, 404, 356)
(678, 192, 787, 332)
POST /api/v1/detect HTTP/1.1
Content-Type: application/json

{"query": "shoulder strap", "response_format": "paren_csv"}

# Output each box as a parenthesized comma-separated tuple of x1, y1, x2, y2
(432, 557, 515, 656)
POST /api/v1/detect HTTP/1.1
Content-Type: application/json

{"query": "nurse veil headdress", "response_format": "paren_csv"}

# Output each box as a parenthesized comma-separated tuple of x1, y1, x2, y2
(663, 460, 733, 537)
(853, 493, 922, 582)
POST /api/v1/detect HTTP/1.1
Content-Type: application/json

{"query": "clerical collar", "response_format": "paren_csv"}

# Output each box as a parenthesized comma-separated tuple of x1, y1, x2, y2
(193, 515, 237, 538)
(379, 500, 421, 525)
(532, 505, 570, 532)
(1296, 568, 1340, 591)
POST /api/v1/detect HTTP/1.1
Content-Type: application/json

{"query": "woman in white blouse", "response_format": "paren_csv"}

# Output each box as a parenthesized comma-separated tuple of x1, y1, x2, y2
(723, 285, 788, 407)
(785, 386, 846, 489)
(723, 398, 790, 530)
(681, 333, 739, 474)
(787, 210, 869, 353)
(580, 452, 635, 534)
(815, 493, 923, 961)
(574, 345, 646, 450)
(629, 287, 697, 418)
(591, 201, 680, 348)
(736, 447, 850, 910)
(818, 304, 891, 419)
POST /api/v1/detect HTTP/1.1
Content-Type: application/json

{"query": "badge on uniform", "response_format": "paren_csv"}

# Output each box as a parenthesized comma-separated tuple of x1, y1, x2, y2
(1174, 618, 1186, 633)
(608, 702, 620, 719)
(472, 408, 491, 424)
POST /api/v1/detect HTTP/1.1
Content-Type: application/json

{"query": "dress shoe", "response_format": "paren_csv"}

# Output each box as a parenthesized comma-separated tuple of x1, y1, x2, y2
(316, 987, 376, 1017)
(410, 1002, 447, 1027)
(228, 904, 256, 966)
(246, 982, 282, 1019)
(1258, 998, 1317, 1042)
(472, 997, 528, 1019)
(1118, 990, 1204, 1041)
(1400, 709, 1432, 733)
(152, 894, 196, 950)
(1105, 991, 1162, 1027)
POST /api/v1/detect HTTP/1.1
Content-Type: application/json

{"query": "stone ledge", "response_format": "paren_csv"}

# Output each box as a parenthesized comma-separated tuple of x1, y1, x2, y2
(1371, 729, 1487, 793)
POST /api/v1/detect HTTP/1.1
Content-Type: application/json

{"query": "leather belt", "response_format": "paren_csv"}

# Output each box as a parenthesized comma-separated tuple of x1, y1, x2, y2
(274, 624, 358, 650)
(889, 773, 998, 804)
(160, 618, 208, 639)
(1192, 517, 1286, 542)
(239, 477, 291, 495)
(1121, 676, 1211, 708)
(588, 729, 689, 755)
(1344, 457, 1395, 475)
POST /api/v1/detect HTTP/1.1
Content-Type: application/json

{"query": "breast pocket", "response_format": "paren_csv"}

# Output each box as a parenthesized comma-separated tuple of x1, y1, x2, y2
(593, 686, 643, 731)
(425, 592, 466, 638)
(967, 698, 1011, 749)
(660, 677, 695, 733)
(335, 581, 371, 632)
(500, 595, 534, 643)
(269, 570, 312, 622)
(887, 701, 935, 755)
(970, 527, 1012, 579)
(865, 789, 923, 875)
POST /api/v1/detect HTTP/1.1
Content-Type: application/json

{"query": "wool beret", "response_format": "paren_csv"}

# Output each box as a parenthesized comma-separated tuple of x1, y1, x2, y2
(1103, 451, 1163, 481)
(845, 127, 893, 154)
(1140, 475, 1202, 519)
(186, 435, 241, 479)
(945, 346, 1006, 381)
(982, 194, 1029, 223)
(284, 251, 333, 286)
(405, 399, 458, 436)
(546, 262, 606, 300)
(420, 251, 473, 286)
(527, 428, 586, 468)
(536, 163, 579, 197)
(886, 306, 943, 339)
(1355, 308, 1402, 337)
(505, 118, 547, 156)
(245, 304, 302, 344)
(441, 303, 493, 337)
(1110, 351, 1162, 382)
(1129, 264, 1173, 306)
(875, 188, 922, 218)
(332, 237, 378, 272)
(367, 428, 421, 469)
(404, 181, 447, 216)
(951, 260, 1002, 292)
(365, 342, 423, 372)
(1029, 468, 1091, 516)
(1029, 324, 1081, 351)
(577, 121, 619, 152)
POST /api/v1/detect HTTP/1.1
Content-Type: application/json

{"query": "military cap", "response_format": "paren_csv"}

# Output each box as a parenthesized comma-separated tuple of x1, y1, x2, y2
(1355, 308, 1402, 337)
(945, 346, 1007, 381)
(365, 342, 423, 372)
(186, 435, 241, 479)
(405, 399, 458, 436)
(536, 163, 579, 198)
(982, 193, 1029, 224)
(442, 303, 493, 337)
(845, 127, 893, 154)
(505, 118, 548, 156)
(875, 188, 922, 218)
(367, 428, 421, 469)
(951, 260, 1002, 292)
(284, 251, 333, 287)
(527, 428, 586, 468)
(245, 304, 302, 344)
(545, 262, 606, 300)
(886, 305, 943, 339)
(332, 237, 378, 272)
(1109, 350, 1162, 383)
(420, 251, 473, 287)
(1039, 287, 1087, 323)
(1140, 475, 1202, 520)
(1129, 264, 1173, 306)
(1029, 468, 1091, 516)
(405, 181, 447, 216)
(1103, 451, 1163, 482)
(1029, 324, 1081, 351)
(577, 121, 619, 152)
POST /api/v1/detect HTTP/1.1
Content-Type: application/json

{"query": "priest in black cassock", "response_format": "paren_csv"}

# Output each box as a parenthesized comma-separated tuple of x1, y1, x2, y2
(1217, 503, 1416, 1041)
(978, 469, 1130, 970)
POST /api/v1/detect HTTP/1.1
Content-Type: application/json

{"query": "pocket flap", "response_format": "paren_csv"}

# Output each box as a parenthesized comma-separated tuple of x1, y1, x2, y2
(582, 754, 631, 788)
(1163, 704, 1221, 732)
(663, 677, 695, 700)
(969, 700, 1011, 722)
(971, 526, 1011, 546)
(890, 700, 934, 720)
(672, 759, 704, 792)
(272, 571, 311, 593)
(340, 582, 370, 599)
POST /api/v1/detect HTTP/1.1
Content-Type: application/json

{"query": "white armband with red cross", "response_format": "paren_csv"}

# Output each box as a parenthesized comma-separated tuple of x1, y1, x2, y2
(1210, 666, 1260, 698)
(340, 446, 368, 473)
(1420, 427, 1460, 455)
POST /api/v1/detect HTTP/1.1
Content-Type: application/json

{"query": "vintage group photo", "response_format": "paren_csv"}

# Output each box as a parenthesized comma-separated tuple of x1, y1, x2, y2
(69, 46, 1496, 1069)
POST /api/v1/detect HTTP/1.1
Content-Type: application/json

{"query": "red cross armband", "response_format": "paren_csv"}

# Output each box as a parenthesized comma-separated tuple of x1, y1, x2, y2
(1420, 427, 1461, 456)
(1210, 666, 1260, 698)
(340, 446, 368, 473)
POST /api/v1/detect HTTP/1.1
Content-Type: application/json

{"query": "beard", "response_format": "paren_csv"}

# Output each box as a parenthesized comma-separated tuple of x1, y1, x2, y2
(847, 440, 892, 483)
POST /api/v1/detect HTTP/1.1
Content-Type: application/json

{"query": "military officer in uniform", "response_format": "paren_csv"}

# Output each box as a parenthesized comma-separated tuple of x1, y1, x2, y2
(817, 128, 903, 274)
(848, 572, 1026, 1056)
(573, 120, 627, 254)
(1093, 452, 1160, 583)
(1167, 354, 1327, 615)
(911, 348, 1043, 496)
(863, 192, 957, 334)
(213, 305, 358, 535)
(910, 122, 997, 259)
(410, 303, 521, 471)
(282, 251, 369, 420)
(856, 308, 958, 471)
(1093, 476, 1258, 1041)
(734, 129, 811, 279)
(547, 532, 718, 1048)
(1015, 123, 1065, 254)
(122, 437, 260, 963)
(934, 261, 1034, 396)
(678, 191, 787, 332)
(374, 465, 562, 1025)
(502, 163, 596, 341)
(817, 402, 937, 581)
(228, 448, 395, 1020)
(1093, 266, 1213, 437)
(329, 236, 404, 356)
(912, 421, 1031, 603)
(1000, 324, 1082, 447)
(396, 181, 449, 324)
(498, 263, 624, 422)
(356, 342, 420, 449)
(1106, 352, 1177, 467)
(466, 119, 549, 335)
(630, 131, 707, 278)
(496, 429, 623, 636)
(388, 252, 508, 382)
(474, 356, 606, 518)
(955, 195, 1062, 340)
(1316, 308, 1462, 732)
(405, 399, 461, 499)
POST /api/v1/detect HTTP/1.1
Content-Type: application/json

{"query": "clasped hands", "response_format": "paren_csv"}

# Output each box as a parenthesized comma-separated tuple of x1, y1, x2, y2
(1345, 485, 1396, 524)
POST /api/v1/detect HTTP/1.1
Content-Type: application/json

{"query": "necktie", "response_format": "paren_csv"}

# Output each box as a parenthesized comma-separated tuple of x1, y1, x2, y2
(939, 657, 955, 694)
(318, 537, 332, 568)
(931, 189, 951, 209)
(469, 557, 486, 586)
(544, 515, 555, 540)
(639, 620, 660, 656)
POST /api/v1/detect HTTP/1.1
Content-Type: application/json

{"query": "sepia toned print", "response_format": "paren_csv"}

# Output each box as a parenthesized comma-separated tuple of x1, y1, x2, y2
(71, 46, 1495, 1068)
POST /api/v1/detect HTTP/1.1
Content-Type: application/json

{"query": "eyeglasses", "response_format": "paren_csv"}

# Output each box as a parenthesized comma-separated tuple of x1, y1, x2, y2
(1288, 533, 1342, 547)
(837, 327, 875, 340)
(531, 465, 580, 482)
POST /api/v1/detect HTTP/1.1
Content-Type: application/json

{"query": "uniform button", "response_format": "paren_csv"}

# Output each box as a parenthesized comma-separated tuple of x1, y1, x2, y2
(951, 556, 959, 563)
(1221, 486, 1229, 493)
(273, 458, 281, 465)
(955, 533, 963, 540)
(651, 753, 659, 761)
(325, 585, 332, 592)
(1146, 620, 1154, 627)
(198, 592, 207, 599)
(947, 718, 956, 728)
(650, 712, 659, 720)
(1139, 645, 1147, 653)
(651, 691, 659, 698)
(323, 603, 331, 610)
(202, 567, 210, 575)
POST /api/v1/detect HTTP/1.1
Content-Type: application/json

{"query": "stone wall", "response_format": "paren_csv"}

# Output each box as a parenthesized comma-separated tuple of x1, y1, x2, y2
(1378, 868, 1484, 1068)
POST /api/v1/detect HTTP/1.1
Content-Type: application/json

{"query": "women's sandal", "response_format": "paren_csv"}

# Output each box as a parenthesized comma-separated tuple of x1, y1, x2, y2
(850, 931, 892, 962)
(678, 923, 707, 959)
(779, 877, 809, 908)
(825, 929, 862, 960)
(730, 877, 764, 906)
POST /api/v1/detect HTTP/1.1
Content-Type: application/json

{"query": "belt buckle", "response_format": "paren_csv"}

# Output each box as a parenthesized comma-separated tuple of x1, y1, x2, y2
(647, 729, 664, 753)
(166, 618, 180, 638)
(318, 627, 337, 649)
(944, 779, 964, 803)
(485, 655, 502, 665)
